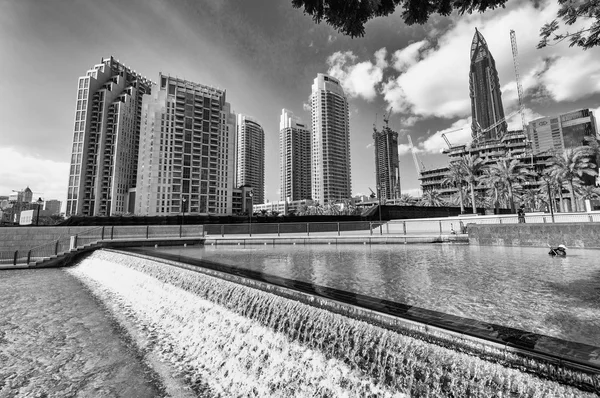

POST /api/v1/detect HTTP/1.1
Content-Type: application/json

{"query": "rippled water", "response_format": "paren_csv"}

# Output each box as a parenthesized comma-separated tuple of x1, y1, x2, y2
(154, 244, 600, 347)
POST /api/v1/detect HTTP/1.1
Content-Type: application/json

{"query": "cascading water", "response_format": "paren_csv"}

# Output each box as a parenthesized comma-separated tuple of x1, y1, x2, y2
(67, 250, 597, 397)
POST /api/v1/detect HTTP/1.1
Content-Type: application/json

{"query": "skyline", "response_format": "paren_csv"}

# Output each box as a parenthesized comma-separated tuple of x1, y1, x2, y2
(1, 0, 600, 210)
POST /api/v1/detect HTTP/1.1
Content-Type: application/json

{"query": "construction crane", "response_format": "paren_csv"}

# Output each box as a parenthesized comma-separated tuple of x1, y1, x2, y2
(407, 135, 426, 174)
(441, 127, 465, 150)
(383, 107, 392, 128)
(368, 187, 377, 199)
(510, 30, 526, 132)
(474, 106, 523, 142)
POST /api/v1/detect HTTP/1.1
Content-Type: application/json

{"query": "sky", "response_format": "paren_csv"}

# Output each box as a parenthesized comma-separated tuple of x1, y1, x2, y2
(1, 0, 600, 209)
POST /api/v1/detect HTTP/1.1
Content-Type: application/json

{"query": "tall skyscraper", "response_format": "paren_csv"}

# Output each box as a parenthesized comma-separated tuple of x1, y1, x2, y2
(236, 114, 265, 205)
(373, 117, 401, 201)
(135, 74, 236, 215)
(528, 108, 598, 154)
(279, 109, 311, 202)
(66, 57, 152, 216)
(470, 28, 506, 142)
(310, 73, 351, 204)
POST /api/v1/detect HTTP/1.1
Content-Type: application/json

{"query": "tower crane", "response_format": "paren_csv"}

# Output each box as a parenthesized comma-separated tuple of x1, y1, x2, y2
(407, 135, 426, 174)
(510, 30, 526, 132)
(474, 106, 523, 142)
(441, 127, 465, 150)
(383, 107, 392, 128)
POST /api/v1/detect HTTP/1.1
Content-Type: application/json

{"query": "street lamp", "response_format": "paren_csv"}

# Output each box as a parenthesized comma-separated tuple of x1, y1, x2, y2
(182, 197, 187, 225)
(376, 185, 382, 235)
(247, 190, 254, 237)
(35, 197, 43, 226)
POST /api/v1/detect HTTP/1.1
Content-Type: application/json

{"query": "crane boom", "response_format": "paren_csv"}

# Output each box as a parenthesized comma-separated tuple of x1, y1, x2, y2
(407, 135, 425, 174)
(510, 30, 526, 132)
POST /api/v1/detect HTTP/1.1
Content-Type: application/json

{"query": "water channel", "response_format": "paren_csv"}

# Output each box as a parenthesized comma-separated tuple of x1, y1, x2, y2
(154, 243, 600, 348)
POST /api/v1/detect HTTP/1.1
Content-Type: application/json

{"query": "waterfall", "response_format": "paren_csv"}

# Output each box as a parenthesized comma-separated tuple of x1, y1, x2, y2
(67, 250, 597, 397)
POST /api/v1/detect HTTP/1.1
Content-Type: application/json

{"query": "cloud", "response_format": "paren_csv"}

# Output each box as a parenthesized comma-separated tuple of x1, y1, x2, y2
(391, 40, 427, 72)
(303, 102, 311, 112)
(506, 107, 545, 130)
(327, 35, 337, 43)
(0, 147, 69, 207)
(368, 1, 600, 121)
(326, 48, 387, 101)
(366, 143, 374, 149)
(419, 118, 473, 154)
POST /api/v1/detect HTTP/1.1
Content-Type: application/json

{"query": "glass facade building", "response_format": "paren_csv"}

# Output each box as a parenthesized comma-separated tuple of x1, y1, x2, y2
(469, 29, 506, 142)
(236, 114, 265, 205)
(528, 108, 597, 154)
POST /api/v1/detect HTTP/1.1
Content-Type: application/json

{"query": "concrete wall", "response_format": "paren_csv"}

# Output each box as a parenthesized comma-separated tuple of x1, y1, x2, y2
(468, 223, 600, 249)
(0, 225, 204, 252)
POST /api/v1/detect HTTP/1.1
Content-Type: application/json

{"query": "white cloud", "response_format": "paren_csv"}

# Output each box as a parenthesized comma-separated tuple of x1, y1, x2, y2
(391, 40, 427, 72)
(540, 52, 600, 102)
(419, 118, 473, 154)
(506, 107, 545, 130)
(366, 143, 374, 149)
(0, 147, 69, 207)
(378, 1, 600, 120)
(303, 102, 311, 112)
(326, 48, 387, 101)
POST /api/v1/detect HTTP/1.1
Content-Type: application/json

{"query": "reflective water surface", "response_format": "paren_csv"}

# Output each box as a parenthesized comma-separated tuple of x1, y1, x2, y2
(155, 244, 600, 347)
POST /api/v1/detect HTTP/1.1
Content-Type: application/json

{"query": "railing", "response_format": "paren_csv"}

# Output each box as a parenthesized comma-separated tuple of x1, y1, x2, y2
(0, 225, 203, 266)
(204, 212, 600, 238)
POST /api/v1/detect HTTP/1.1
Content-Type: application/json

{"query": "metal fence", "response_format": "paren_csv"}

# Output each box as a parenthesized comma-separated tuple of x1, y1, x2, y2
(0, 225, 202, 266)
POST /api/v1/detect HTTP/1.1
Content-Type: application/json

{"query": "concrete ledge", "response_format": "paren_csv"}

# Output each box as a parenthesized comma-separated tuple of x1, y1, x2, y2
(204, 234, 468, 246)
(468, 223, 600, 248)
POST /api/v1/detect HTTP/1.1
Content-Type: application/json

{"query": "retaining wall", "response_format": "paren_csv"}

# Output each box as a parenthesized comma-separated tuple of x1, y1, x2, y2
(0, 225, 203, 252)
(468, 223, 600, 249)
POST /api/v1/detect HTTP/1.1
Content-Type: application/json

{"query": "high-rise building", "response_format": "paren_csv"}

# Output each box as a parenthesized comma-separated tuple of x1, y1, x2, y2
(43, 200, 62, 216)
(135, 74, 236, 215)
(372, 118, 401, 201)
(310, 73, 351, 204)
(66, 57, 152, 216)
(470, 28, 506, 142)
(528, 108, 598, 154)
(279, 109, 311, 202)
(236, 114, 265, 205)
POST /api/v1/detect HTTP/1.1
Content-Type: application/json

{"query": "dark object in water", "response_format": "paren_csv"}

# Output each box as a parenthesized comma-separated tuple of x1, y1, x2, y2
(549, 244, 567, 256)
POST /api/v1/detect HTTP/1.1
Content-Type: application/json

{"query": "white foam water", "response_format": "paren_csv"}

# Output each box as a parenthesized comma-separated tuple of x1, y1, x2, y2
(67, 250, 596, 397)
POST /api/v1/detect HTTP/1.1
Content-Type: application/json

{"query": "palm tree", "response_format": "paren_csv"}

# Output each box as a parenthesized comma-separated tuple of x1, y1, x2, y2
(480, 167, 504, 213)
(577, 185, 600, 211)
(520, 187, 547, 212)
(485, 157, 533, 213)
(397, 193, 414, 206)
(459, 154, 485, 214)
(441, 162, 466, 214)
(418, 189, 446, 206)
(548, 148, 598, 212)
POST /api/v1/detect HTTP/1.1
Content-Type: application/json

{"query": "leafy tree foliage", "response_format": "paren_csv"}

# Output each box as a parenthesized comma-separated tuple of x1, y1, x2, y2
(292, 0, 600, 49)
(538, 0, 600, 50)
(291, 0, 508, 38)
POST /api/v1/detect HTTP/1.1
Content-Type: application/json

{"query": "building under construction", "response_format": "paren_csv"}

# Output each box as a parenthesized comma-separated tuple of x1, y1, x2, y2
(372, 111, 401, 202)
(419, 29, 598, 211)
